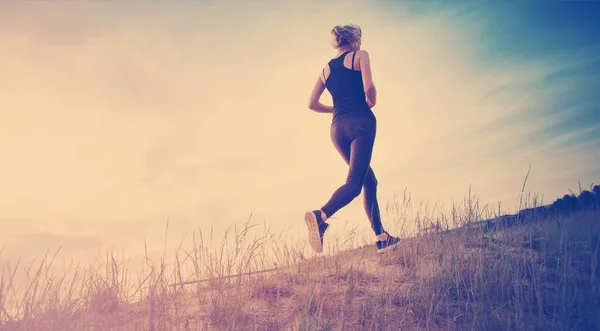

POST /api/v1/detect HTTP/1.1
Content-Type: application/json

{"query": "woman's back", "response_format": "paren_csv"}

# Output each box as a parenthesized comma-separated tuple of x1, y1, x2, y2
(324, 50, 376, 124)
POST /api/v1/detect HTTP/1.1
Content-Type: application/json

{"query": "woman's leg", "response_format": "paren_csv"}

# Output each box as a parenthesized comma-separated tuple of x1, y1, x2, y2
(363, 167, 384, 235)
(321, 118, 376, 219)
(307, 117, 401, 253)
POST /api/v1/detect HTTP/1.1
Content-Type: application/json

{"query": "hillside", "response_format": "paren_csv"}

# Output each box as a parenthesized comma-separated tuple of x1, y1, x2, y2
(1, 188, 600, 330)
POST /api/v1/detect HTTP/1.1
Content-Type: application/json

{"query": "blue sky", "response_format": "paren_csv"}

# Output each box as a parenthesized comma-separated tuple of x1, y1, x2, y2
(391, 0, 600, 148)
(0, 0, 599, 271)
(392, 0, 600, 190)
(464, 1, 600, 148)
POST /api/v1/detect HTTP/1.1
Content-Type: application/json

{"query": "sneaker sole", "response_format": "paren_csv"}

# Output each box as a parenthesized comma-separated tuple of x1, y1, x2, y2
(304, 212, 323, 253)
(377, 239, 401, 254)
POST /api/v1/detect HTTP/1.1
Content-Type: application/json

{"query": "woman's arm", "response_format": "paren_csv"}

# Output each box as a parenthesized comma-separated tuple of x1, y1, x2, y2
(308, 69, 334, 114)
(358, 50, 377, 108)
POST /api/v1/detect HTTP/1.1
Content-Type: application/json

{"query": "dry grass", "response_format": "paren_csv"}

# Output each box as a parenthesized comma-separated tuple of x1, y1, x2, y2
(1, 188, 599, 330)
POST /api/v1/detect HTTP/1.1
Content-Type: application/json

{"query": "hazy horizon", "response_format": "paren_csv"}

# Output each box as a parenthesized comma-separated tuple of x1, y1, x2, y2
(1, 0, 599, 269)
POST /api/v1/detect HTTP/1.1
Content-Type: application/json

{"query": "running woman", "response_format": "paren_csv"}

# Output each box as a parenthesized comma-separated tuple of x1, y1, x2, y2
(305, 24, 402, 254)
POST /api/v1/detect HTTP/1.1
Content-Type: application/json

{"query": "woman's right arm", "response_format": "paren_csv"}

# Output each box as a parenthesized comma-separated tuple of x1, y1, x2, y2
(358, 50, 377, 108)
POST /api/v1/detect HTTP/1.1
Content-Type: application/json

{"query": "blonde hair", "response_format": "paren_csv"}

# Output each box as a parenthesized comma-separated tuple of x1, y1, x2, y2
(331, 24, 362, 49)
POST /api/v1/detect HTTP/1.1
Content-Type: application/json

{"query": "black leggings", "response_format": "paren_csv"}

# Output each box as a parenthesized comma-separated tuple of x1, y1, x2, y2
(320, 116, 384, 235)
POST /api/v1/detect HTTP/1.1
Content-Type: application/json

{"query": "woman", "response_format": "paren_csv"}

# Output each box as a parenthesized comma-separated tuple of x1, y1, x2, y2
(305, 24, 401, 254)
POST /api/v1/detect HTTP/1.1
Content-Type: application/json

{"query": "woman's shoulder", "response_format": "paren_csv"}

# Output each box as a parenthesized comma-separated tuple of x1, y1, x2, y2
(356, 49, 370, 57)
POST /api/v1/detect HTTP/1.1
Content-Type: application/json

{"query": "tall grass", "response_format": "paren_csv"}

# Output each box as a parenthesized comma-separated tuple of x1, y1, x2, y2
(1, 186, 598, 330)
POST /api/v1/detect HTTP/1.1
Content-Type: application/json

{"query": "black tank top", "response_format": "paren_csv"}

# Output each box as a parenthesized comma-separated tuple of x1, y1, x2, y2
(324, 50, 376, 124)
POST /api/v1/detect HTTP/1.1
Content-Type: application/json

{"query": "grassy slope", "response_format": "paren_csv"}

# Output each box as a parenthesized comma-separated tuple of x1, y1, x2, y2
(1, 205, 599, 330)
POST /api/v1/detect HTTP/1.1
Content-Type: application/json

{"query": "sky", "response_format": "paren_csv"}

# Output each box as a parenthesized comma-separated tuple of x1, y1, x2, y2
(1, 0, 599, 270)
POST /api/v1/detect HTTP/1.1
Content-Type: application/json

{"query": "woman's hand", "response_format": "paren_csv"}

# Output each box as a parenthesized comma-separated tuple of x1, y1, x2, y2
(367, 97, 375, 108)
